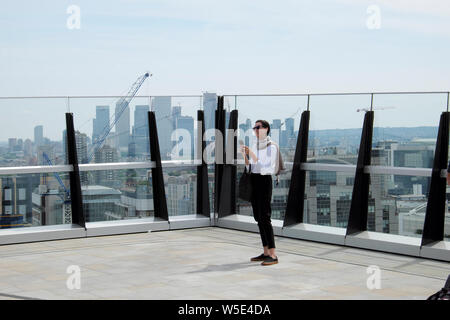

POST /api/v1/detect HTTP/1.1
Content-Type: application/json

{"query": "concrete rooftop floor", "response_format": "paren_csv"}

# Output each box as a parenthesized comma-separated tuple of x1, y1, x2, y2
(0, 227, 448, 300)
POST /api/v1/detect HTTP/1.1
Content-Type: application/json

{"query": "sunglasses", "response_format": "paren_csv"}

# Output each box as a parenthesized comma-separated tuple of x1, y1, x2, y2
(252, 125, 265, 130)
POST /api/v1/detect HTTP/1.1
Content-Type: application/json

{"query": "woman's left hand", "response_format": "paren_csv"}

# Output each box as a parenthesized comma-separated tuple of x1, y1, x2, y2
(240, 145, 250, 155)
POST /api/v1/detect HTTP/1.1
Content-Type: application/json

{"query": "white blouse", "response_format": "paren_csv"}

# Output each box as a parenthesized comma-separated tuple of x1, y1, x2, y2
(245, 144, 278, 175)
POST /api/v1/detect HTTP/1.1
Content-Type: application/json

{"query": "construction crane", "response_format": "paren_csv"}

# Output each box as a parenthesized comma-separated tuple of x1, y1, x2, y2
(87, 72, 151, 163)
(42, 153, 70, 198)
(41, 152, 72, 224)
(40, 72, 152, 224)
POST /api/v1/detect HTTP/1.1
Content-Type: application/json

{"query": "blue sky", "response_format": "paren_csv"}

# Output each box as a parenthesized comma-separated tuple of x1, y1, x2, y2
(0, 0, 450, 140)
(1, 0, 450, 96)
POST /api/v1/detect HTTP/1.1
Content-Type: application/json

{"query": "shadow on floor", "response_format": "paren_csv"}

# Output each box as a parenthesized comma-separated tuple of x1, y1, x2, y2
(186, 261, 263, 274)
(0, 293, 42, 300)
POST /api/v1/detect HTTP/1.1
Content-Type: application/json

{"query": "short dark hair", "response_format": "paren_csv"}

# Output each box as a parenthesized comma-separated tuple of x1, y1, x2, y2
(255, 119, 270, 135)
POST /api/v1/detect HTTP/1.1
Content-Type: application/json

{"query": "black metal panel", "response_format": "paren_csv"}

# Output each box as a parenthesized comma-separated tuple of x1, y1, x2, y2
(284, 110, 310, 227)
(218, 109, 238, 218)
(214, 96, 225, 215)
(196, 110, 211, 218)
(148, 111, 169, 221)
(65, 113, 86, 228)
(346, 111, 374, 236)
(40, 195, 46, 226)
(421, 112, 450, 246)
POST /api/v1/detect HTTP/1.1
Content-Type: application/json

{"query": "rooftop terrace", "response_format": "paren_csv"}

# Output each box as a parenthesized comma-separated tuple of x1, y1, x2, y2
(0, 227, 448, 300)
(0, 92, 449, 301)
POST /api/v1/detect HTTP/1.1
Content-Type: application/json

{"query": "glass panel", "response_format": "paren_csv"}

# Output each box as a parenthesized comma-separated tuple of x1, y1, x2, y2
(157, 96, 202, 161)
(303, 94, 366, 228)
(372, 93, 446, 160)
(70, 96, 150, 165)
(235, 163, 293, 221)
(308, 94, 370, 164)
(0, 98, 67, 167)
(370, 93, 447, 236)
(202, 93, 217, 166)
(82, 168, 153, 222)
(372, 93, 446, 169)
(232, 95, 308, 219)
(234, 95, 309, 163)
(369, 173, 431, 237)
(70, 96, 202, 166)
(0, 172, 71, 229)
(164, 165, 197, 216)
(305, 169, 354, 228)
(82, 165, 200, 222)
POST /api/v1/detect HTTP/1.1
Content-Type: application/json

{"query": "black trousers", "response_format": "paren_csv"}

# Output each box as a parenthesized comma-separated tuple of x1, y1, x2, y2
(250, 173, 275, 249)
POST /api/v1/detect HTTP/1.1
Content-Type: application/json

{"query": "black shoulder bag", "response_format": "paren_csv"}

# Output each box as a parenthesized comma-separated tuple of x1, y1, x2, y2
(238, 163, 252, 202)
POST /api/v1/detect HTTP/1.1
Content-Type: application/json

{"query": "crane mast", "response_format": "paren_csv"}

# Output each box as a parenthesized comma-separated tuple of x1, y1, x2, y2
(88, 72, 151, 163)
(40, 72, 151, 225)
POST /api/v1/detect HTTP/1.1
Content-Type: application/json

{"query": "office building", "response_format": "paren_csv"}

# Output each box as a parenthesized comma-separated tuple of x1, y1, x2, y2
(133, 105, 150, 157)
(93, 106, 110, 144)
(152, 96, 172, 160)
(202, 92, 217, 132)
(34, 125, 44, 149)
(115, 101, 130, 152)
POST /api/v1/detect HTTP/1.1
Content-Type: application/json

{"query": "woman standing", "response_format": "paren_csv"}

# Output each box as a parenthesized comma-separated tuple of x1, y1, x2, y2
(240, 120, 285, 266)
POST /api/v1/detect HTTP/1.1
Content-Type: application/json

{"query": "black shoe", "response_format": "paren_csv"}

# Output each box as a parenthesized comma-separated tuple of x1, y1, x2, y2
(261, 256, 278, 266)
(250, 253, 269, 262)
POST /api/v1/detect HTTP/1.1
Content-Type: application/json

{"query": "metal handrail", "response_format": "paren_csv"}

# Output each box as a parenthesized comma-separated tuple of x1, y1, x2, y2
(0, 160, 202, 175)
(0, 91, 448, 99)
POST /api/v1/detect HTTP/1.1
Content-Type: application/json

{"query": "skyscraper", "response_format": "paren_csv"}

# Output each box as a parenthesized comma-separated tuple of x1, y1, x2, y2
(34, 125, 44, 148)
(245, 118, 252, 131)
(272, 119, 282, 131)
(202, 92, 217, 132)
(94, 145, 119, 186)
(23, 139, 32, 157)
(115, 101, 130, 151)
(93, 106, 110, 144)
(171, 106, 182, 129)
(271, 119, 282, 147)
(281, 118, 295, 148)
(174, 115, 195, 159)
(152, 96, 172, 160)
(285, 118, 294, 137)
(75, 131, 88, 164)
(75, 131, 88, 184)
(133, 105, 149, 156)
(8, 138, 17, 152)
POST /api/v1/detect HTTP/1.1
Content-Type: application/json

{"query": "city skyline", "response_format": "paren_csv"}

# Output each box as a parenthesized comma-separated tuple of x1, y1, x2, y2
(0, 93, 448, 141)
(0, 110, 441, 167)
